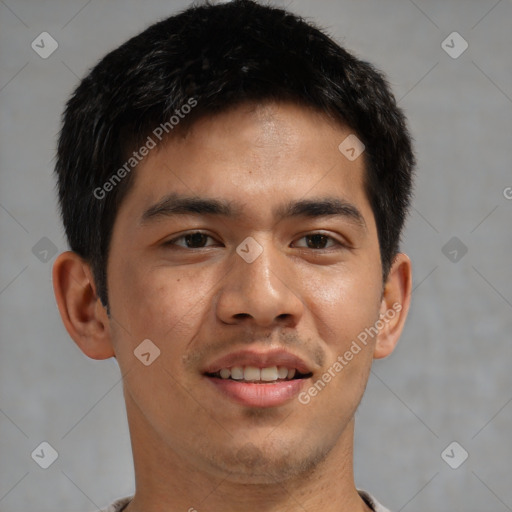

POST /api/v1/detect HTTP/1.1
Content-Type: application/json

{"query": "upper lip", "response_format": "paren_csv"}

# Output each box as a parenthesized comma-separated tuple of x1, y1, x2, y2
(202, 348, 313, 375)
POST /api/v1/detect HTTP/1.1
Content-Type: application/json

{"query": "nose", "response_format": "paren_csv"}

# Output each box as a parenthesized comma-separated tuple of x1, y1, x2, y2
(215, 240, 304, 328)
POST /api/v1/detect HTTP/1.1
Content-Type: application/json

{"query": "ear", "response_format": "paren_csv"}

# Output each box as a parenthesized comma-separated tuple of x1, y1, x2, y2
(373, 252, 412, 359)
(52, 251, 115, 360)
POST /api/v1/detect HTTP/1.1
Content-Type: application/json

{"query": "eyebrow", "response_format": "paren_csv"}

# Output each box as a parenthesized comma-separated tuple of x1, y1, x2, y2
(139, 193, 367, 230)
(140, 193, 236, 223)
(276, 197, 367, 229)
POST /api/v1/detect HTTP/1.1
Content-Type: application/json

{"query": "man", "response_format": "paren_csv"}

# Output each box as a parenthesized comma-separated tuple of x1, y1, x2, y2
(52, 1, 414, 511)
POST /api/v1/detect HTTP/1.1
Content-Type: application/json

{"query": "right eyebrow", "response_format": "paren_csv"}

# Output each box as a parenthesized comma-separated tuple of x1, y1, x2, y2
(139, 193, 240, 225)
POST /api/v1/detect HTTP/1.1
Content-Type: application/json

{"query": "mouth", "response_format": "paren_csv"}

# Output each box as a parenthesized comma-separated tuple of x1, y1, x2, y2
(202, 350, 314, 407)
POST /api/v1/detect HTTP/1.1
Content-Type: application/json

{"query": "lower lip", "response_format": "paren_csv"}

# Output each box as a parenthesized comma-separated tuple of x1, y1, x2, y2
(206, 377, 307, 407)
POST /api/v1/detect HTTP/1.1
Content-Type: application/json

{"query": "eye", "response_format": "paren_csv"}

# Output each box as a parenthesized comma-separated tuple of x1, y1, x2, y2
(165, 231, 219, 249)
(293, 233, 342, 249)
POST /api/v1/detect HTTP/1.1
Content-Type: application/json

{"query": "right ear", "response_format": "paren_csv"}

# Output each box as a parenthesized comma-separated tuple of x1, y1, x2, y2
(52, 251, 115, 360)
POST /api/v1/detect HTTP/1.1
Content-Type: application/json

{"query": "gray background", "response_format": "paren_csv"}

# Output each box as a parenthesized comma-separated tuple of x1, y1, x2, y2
(1, 0, 511, 511)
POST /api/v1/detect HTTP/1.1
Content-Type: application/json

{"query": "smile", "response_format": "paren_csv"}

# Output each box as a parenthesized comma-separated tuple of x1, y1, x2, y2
(202, 349, 314, 407)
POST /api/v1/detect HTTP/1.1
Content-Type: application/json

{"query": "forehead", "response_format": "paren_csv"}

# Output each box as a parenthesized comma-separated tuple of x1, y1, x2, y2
(117, 100, 372, 225)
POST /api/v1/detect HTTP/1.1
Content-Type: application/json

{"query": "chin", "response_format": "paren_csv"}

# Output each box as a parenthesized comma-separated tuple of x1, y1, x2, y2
(203, 439, 330, 484)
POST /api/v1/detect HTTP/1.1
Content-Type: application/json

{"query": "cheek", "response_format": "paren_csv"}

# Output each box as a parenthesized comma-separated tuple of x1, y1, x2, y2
(109, 259, 216, 356)
(296, 266, 381, 422)
(299, 261, 382, 351)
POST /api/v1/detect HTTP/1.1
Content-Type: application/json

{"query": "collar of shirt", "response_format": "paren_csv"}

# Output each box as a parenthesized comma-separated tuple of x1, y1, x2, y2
(99, 490, 392, 512)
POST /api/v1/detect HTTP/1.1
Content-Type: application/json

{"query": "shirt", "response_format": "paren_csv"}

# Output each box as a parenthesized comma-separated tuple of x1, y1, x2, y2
(97, 490, 391, 511)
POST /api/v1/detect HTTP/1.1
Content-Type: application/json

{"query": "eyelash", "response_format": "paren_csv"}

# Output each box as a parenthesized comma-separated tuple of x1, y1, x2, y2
(164, 231, 346, 250)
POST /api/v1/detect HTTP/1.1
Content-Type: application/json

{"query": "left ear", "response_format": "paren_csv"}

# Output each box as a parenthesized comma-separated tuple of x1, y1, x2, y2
(374, 252, 412, 359)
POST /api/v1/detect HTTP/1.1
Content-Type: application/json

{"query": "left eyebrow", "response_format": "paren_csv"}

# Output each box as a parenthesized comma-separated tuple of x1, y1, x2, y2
(139, 193, 366, 230)
(274, 197, 367, 230)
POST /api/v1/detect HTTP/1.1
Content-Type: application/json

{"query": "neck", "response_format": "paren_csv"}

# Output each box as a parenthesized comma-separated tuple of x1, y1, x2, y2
(123, 391, 371, 512)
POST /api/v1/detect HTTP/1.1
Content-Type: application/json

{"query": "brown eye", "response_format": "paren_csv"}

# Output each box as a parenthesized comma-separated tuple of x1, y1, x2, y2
(166, 231, 217, 248)
(183, 233, 209, 248)
(294, 233, 340, 249)
(306, 234, 329, 249)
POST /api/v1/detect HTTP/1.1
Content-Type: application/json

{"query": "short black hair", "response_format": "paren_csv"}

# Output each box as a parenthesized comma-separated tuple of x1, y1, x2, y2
(55, 0, 415, 308)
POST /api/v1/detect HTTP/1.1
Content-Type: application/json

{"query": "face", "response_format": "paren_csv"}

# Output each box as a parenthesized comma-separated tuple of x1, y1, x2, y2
(106, 101, 386, 483)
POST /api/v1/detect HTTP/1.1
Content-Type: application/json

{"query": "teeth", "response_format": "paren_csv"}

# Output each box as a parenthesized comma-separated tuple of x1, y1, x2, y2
(219, 368, 231, 379)
(231, 366, 244, 380)
(277, 366, 288, 379)
(217, 366, 298, 381)
(260, 366, 278, 381)
(244, 366, 260, 381)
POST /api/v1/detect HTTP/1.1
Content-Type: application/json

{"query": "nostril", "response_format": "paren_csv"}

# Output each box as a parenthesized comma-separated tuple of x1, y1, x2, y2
(233, 313, 251, 320)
